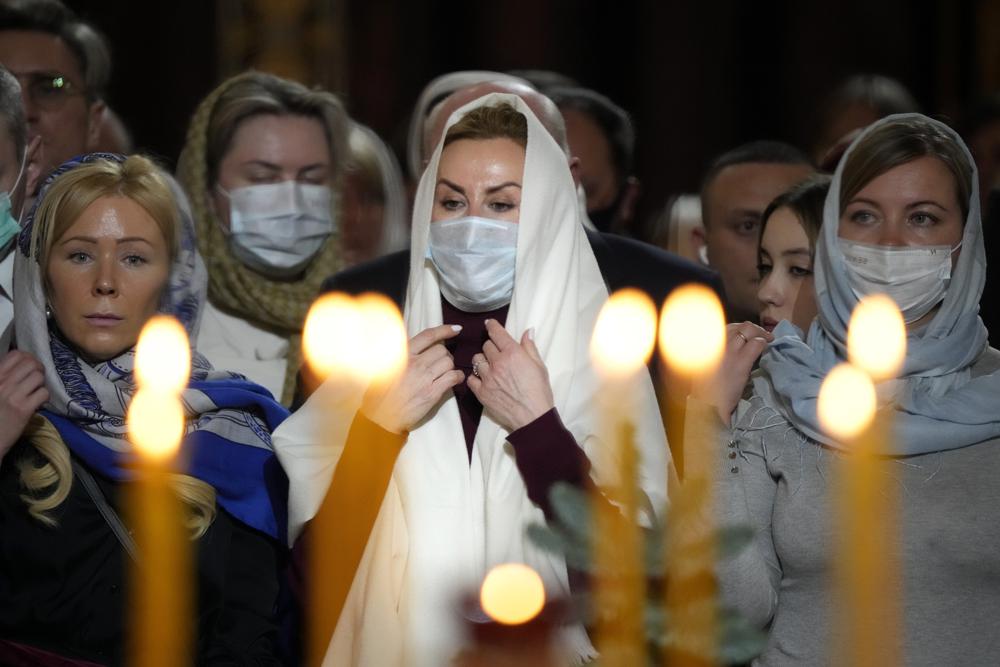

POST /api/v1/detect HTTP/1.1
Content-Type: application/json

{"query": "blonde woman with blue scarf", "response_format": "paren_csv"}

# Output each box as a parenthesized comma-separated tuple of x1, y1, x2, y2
(710, 114, 1000, 665)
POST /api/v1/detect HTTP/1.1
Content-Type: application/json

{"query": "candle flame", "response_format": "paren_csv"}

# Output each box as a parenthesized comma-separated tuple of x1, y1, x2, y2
(590, 288, 657, 378)
(480, 563, 546, 625)
(128, 391, 185, 461)
(818, 362, 877, 441)
(355, 293, 409, 383)
(303, 292, 408, 382)
(658, 284, 726, 376)
(847, 294, 907, 381)
(303, 293, 366, 379)
(134, 316, 190, 394)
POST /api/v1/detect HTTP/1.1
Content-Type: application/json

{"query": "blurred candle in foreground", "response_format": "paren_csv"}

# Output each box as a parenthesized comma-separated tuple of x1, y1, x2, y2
(821, 296, 905, 666)
(301, 292, 408, 666)
(847, 294, 906, 381)
(127, 315, 191, 666)
(658, 284, 725, 666)
(590, 288, 657, 667)
(480, 563, 546, 626)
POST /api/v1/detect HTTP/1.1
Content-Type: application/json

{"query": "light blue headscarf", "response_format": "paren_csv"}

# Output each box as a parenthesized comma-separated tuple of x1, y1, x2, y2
(754, 113, 1000, 455)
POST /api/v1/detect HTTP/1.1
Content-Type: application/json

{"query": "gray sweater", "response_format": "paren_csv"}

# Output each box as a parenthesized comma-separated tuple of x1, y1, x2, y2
(716, 348, 1000, 666)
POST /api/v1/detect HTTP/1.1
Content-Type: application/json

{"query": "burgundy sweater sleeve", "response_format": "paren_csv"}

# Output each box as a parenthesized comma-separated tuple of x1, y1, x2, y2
(506, 408, 592, 520)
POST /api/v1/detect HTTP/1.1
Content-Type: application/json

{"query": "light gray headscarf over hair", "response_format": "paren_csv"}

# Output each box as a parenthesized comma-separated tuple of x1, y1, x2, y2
(755, 113, 1000, 454)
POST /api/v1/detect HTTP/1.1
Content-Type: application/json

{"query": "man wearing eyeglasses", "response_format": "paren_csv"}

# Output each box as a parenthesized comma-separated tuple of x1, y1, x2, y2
(0, 0, 108, 195)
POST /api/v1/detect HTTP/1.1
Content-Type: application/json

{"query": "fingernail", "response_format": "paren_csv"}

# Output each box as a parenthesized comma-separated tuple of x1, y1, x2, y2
(753, 337, 768, 343)
(527, 327, 535, 340)
(484, 319, 492, 326)
(451, 325, 462, 332)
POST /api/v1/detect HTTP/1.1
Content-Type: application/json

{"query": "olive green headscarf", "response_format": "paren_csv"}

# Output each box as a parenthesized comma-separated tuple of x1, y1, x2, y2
(176, 71, 347, 405)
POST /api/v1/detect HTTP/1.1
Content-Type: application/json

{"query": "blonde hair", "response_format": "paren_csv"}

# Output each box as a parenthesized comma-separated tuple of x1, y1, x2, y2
(31, 155, 180, 268)
(17, 415, 218, 540)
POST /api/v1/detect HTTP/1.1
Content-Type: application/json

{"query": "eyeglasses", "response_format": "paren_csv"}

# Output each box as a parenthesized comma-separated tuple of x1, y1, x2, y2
(14, 72, 87, 110)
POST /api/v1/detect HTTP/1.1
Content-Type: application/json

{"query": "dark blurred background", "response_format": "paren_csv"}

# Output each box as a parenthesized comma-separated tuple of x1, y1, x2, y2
(66, 0, 999, 219)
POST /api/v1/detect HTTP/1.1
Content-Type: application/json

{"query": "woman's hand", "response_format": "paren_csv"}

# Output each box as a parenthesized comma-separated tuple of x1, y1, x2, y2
(0, 351, 49, 459)
(693, 322, 773, 427)
(360, 324, 465, 434)
(468, 319, 555, 432)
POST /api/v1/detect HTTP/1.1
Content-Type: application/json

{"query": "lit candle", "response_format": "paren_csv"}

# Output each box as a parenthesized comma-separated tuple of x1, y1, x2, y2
(301, 291, 408, 666)
(126, 315, 192, 666)
(480, 563, 546, 626)
(456, 564, 559, 667)
(821, 295, 906, 666)
(589, 288, 658, 667)
(657, 284, 726, 666)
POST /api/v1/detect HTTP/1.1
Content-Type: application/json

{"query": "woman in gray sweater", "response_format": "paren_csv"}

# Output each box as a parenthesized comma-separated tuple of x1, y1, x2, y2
(713, 114, 1000, 665)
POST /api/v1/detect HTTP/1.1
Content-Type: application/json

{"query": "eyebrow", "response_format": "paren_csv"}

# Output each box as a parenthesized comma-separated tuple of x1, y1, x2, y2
(848, 197, 951, 212)
(59, 236, 155, 246)
(436, 178, 521, 195)
(782, 248, 812, 257)
(242, 160, 328, 172)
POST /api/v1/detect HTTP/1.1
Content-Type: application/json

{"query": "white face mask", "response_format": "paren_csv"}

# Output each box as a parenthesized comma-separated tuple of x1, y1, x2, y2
(427, 216, 518, 312)
(222, 180, 335, 278)
(838, 238, 961, 323)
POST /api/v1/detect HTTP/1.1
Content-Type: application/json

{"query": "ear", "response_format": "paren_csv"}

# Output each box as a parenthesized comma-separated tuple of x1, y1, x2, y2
(690, 225, 710, 266)
(567, 156, 581, 187)
(619, 176, 642, 224)
(85, 99, 107, 151)
(20, 135, 43, 204)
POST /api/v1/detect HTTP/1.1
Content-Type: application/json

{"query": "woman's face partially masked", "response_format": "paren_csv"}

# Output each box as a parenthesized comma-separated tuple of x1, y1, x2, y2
(432, 138, 525, 224)
(838, 156, 963, 249)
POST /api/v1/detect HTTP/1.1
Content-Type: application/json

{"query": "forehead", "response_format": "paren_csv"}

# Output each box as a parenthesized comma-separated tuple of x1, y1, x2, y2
(708, 162, 813, 211)
(224, 113, 332, 166)
(0, 29, 83, 80)
(562, 108, 612, 162)
(437, 138, 526, 182)
(60, 195, 163, 240)
(761, 207, 810, 250)
(852, 156, 960, 203)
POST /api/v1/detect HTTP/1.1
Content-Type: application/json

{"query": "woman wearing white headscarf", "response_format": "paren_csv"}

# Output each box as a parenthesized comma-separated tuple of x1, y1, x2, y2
(713, 114, 1000, 665)
(275, 94, 669, 666)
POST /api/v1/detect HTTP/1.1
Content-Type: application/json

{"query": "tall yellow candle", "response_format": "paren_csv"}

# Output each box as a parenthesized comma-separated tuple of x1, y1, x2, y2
(657, 284, 726, 667)
(301, 292, 408, 666)
(589, 288, 658, 667)
(126, 315, 192, 666)
(820, 295, 906, 666)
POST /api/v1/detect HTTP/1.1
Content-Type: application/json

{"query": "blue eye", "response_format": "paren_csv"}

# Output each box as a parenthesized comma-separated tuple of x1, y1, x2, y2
(68, 251, 90, 263)
(850, 210, 876, 224)
(123, 254, 147, 266)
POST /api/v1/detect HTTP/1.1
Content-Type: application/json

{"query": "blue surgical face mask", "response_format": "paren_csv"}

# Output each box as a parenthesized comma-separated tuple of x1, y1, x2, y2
(427, 216, 518, 312)
(0, 152, 27, 250)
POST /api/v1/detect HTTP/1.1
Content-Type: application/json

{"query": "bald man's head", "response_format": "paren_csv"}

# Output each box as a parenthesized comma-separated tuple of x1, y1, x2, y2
(422, 81, 570, 167)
